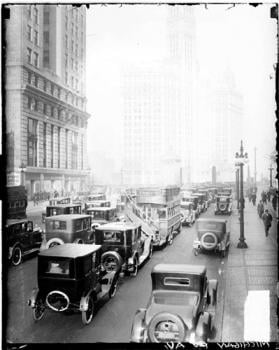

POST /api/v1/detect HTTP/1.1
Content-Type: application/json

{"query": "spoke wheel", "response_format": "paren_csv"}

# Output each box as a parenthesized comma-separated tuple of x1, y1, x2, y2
(81, 296, 94, 325)
(11, 246, 22, 266)
(32, 298, 45, 321)
(49, 242, 60, 248)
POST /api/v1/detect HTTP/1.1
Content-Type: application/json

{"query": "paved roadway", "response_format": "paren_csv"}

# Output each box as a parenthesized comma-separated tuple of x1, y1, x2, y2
(6, 204, 230, 343)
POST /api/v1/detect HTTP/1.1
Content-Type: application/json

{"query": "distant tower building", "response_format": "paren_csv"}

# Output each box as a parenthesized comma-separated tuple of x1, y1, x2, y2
(122, 6, 197, 186)
(5, 4, 90, 198)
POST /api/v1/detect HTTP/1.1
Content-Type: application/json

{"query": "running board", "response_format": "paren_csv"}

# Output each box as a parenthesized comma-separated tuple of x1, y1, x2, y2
(22, 248, 40, 256)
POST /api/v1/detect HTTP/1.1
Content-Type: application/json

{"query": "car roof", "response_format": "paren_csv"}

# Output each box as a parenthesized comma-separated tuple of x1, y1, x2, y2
(39, 243, 101, 258)
(86, 207, 115, 211)
(45, 214, 90, 221)
(152, 264, 206, 275)
(47, 203, 81, 208)
(197, 218, 227, 224)
(96, 222, 139, 230)
(6, 218, 28, 226)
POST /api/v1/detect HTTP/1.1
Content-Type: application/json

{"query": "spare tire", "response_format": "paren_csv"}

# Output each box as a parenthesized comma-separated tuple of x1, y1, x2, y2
(101, 251, 123, 272)
(219, 203, 226, 211)
(200, 232, 218, 250)
(148, 312, 187, 343)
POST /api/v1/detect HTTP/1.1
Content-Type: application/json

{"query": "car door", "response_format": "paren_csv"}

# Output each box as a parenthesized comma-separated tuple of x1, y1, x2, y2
(28, 221, 41, 247)
(18, 222, 31, 251)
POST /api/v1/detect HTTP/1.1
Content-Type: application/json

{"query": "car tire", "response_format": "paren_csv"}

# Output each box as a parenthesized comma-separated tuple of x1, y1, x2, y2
(32, 297, 45, 321)
(130, 257, 138, 277)
(81, 295, 94, 325)
(11, 246, 22, 266)
(200, 232, 218, 250)
(101, 251, 123, 273)
(148, 312, 186, 343)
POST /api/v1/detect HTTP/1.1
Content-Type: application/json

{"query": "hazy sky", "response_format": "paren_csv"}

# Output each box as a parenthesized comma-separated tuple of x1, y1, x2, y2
(85, 4, 277, 178)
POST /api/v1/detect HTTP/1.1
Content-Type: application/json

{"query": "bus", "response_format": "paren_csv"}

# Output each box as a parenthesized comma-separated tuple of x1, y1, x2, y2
(134, 186, 182, 247)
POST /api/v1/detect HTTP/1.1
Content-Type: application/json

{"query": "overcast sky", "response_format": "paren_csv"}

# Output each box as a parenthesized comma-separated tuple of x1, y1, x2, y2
(85, 4, 277, 178)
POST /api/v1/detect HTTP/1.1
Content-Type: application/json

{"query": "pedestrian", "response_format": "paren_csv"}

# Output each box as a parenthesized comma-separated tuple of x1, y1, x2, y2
(266, 191, 271, 202)
(261, 191, 267, 205)
(257, 200, 264, 218)
(252, 193, 256, 206)
(262, 209, 273, 237)
(272, 194, 277, 211)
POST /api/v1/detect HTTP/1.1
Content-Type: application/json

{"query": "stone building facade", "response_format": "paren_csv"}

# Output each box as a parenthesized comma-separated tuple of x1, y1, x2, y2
(5, 4, 91, 198)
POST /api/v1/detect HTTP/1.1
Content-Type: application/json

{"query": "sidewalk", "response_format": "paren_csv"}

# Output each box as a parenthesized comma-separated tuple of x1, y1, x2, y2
(222, 200, 278, 342)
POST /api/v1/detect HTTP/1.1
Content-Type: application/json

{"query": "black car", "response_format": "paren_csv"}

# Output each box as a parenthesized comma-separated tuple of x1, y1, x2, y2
(28, 243, 119, 325)
(7, 219, 43, 266)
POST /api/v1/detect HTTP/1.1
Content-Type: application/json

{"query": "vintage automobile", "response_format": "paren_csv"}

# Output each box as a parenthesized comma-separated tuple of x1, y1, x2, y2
(192, 193, 207, 213)
(7, 219, 43, 266)
(130, 263, 218, 343)
(28, 243, 119, 325)
(42, 203, 82, 223)
(86, 207, 118, 229)
(180, 201, 196, 226)
(214, 195, 232, 215)
(40, 214, 94, 250)
(94, 222, 153, 277)
(193, 218, 230, 257)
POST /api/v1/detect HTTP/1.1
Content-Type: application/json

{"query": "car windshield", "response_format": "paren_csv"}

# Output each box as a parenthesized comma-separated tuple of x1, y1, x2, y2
(220, 197, 228, 202)
(102, 230, 124, 244)
(88, 210, 107, 220)
(153, 291, 198, 306)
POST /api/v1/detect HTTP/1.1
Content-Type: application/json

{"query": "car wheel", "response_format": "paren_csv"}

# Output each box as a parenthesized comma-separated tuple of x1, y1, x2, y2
(32, 297, 45, 321)
(130, 258, 138, 277)
(81, 295, 94, 325)
(109, 280, 118, 299)
(101, 252, 122, 273)
(11, 246, 22, 266)
(168, 233, 173, 245)
(148, 312, 187, 343)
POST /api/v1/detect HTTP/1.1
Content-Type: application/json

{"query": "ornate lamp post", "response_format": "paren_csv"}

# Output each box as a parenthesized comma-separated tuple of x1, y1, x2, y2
(235, 168, 240, 209)
(19, 162, 26, 186)
(235, 140, 248, 249)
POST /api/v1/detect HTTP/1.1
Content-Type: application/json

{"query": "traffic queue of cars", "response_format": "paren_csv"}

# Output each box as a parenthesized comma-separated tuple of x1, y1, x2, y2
(7, 186, 233, 342)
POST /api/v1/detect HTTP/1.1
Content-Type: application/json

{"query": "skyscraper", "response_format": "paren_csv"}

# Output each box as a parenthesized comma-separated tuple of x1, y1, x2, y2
(5, 4, 90, 198)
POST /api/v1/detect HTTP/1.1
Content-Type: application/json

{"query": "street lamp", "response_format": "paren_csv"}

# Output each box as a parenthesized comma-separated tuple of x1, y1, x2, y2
(19, 162, 26, 186)
(235, 140, 248, 249)
(235, 168, 240, 209)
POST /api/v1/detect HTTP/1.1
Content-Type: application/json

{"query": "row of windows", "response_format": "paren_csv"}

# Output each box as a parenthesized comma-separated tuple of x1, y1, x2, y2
(27, 117, 84, 170)
(26, 70, 85, 109)
(27, 5, 39, 25)
(26, 96, 86, 128)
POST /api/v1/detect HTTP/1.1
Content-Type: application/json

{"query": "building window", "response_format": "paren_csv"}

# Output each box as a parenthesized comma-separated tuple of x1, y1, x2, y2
(51, 106, 54, 117)
(81, 134, 84, 169)
(28, 5, 32, 18)
(65, 129, 68, 169)
(65, 54, 68, 67)
(27, 25, 32, 41)
(58, 127, 61, 168)
(71, 132, 78, 169)
(43, 103, 47, 115)
(27, 48, 32, 63)
(71, 58, 74, 70)
(44, 10, 50, 25)
(34, 30, 39, 45)
(65, 35, 68, 49)
(65, 71, 68, 85)
(27, 118, 38, 167)
(34, 7, 38, 25)
(43, 122, 47, 167)
(28, 71, 32, 84)
(51, 83, 54, 95)
(65, 15, 68, 28)
(71, 40, 74, 52)
(34, 75, 38, 87)
(51, 124, 54, 168)
(43, 80, 47, 91)
(34, 52, 39, 67)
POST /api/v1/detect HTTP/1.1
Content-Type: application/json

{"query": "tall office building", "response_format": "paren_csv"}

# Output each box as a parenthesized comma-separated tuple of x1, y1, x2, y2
(5, 4, 90, 198)
(122, 7, 197, 186)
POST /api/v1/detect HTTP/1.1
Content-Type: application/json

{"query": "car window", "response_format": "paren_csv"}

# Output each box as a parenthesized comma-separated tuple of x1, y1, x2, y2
(164, 277, 191, 287)
(50, 220, 66, 230)
(103, 230, 123, 243)
(74, 219, 82, 231)
(153, 291, 198, 306)
(45, 260, 70, 275)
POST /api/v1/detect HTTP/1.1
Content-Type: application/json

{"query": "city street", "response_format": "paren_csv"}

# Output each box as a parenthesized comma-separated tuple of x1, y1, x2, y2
(6, 204, 228, 343)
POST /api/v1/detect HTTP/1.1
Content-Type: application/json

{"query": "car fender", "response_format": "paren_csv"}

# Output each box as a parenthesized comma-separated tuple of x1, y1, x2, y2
(45, 237, 64, 249)
(208, 279, 218, 306)
(130, 308, 146, 343)
(28, 288, 40, 308)
(196, 312, 211, 340)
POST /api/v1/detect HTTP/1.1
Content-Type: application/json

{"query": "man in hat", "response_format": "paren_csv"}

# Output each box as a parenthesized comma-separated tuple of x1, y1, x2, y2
(262, 209, 273, 237)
